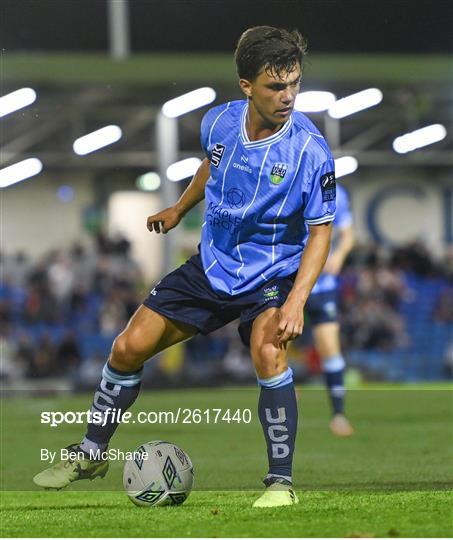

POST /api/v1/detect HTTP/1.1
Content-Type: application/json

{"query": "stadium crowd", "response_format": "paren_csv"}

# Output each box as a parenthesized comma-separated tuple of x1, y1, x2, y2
(1, 234, 452, 385)
(338, 241, 452, 352)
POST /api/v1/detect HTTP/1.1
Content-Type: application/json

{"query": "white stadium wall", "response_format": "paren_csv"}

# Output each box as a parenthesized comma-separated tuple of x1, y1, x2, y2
(2, 173, 94, 258)
(341, 171, 452, 257)
(107, 191, 164, 282)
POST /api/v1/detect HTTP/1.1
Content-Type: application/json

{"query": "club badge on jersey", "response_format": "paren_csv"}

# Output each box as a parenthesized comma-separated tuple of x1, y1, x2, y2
(270, 163, 288, 185)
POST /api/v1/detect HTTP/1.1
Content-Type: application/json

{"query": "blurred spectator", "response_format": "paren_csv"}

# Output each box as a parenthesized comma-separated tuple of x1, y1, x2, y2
(26, 334, 56, 378)
(70, 243, 96, 290)
(47, 250, 75, 303)
(55, 332, 82, 375)
(22, 282, 60, 324)
(390, 240, 438, 277)
(342, 298, 407, 351)
(337, 244, 409, 351)
(14, 333, 35, 377)
(99, 289, 128, 335)
(1, 251, 30, 288)
(433, 286, 453, 323)
(443, 341, 453, 379)
(0, 324, 21, 381)
(442, 247, 453, 280)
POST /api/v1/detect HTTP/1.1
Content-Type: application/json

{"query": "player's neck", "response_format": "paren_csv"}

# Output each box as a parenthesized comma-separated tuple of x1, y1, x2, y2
(245, 103, 284, 142)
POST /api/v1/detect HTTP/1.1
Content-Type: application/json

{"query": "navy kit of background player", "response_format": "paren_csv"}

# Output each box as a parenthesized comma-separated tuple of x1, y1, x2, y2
(34, 26, 337, 508)
(305, 183, 355, 436)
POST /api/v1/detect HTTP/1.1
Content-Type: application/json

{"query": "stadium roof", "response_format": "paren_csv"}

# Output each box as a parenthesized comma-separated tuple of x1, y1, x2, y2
(4, 53, 452, 84)
(2, 53, 452, 173)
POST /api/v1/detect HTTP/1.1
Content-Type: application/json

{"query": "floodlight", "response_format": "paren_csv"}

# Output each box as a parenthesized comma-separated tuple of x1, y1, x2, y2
(136, 172, 161, 191)
(0, 158, 43, 188)
(335, 156, 358, 178)
(162, 88, 216, 118)
(73, 125, 122, 155)
(328, 88, 383, 119)
(392, 124, 447, 154)
(294, 91, 336, 113)
(0, 88, 37, 118)
(166, 158, 202, 181)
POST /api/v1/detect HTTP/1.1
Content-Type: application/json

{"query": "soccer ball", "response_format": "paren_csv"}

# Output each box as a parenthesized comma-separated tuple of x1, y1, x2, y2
(123, 441, 194, 507)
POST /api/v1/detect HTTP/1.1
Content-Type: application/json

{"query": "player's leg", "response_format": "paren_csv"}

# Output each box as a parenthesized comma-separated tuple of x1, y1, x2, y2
(249, 307, 299, 507)
(313, 321, 353, 437)
(80, 305, 197, 453)
(33, 306, 197, 489)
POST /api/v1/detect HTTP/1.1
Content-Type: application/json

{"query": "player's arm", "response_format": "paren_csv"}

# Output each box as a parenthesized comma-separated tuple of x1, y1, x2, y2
(147, 158, 211, 234)
(323, 224, 355, 275)
(276, 222, 333, 347)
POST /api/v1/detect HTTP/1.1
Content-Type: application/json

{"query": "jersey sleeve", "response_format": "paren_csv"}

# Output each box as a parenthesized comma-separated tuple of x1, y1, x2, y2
(303, 158, 336, 225)
(200, 111, 212, 159)
(335, 184, 353, 229)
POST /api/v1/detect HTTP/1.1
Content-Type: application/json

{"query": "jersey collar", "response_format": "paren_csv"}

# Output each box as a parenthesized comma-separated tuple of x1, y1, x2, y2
(240, 102, 293, 149)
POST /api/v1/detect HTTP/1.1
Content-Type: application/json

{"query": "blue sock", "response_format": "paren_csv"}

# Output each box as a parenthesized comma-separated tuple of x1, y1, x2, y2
(257, 368, 298, 485)
(323, 355, 346, 415)
(80, 362, 143, 453)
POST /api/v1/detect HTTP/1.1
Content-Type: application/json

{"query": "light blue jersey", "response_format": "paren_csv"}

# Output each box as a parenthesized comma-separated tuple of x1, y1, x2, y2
(311, 183, 352, 294)
(200, 100, 336, 296)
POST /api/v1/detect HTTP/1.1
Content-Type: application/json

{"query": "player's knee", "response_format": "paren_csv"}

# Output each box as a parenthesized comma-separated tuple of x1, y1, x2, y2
(110, 332, 149, 371)
(253, 342, 286, 379)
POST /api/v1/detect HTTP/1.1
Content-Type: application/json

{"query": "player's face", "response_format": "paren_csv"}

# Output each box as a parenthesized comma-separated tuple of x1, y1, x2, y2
(240, 63, 301, 128)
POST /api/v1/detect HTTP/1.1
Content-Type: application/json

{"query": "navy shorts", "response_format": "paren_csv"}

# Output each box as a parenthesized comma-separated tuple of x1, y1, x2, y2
(305, 290, 338, 326)
(143, 253, 296, 347)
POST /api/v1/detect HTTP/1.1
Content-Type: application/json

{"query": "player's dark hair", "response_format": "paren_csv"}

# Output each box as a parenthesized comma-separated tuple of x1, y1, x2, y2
(235, 26, 307, 81)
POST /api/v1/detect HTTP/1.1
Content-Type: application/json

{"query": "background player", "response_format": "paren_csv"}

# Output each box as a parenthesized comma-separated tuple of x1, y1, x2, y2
(305, 183, 355, 436)
(33, 26, 336, 508)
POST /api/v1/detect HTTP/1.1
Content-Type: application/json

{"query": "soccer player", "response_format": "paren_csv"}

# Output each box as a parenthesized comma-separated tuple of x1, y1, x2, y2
(305, 183, 355, 436)
(33, 26, 336, 508)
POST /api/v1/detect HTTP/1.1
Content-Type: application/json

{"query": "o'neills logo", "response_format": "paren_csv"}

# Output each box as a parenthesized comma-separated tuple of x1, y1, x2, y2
(233, 162, 252, 174)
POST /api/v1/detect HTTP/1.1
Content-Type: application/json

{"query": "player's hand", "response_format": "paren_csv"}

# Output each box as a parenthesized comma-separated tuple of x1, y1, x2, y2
(146, 207, 182, 234)
(275, 296, 304, 349)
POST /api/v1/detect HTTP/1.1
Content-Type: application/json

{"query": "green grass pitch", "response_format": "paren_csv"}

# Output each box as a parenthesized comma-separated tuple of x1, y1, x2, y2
(1, 384, 452, 537)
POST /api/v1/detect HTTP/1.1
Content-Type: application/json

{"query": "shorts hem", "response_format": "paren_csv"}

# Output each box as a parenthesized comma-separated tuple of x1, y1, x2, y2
(142, 302, 205, 334)
(239, 300, 283, 326)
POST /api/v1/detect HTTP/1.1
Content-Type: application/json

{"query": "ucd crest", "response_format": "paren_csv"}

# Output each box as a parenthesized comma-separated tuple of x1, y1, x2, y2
(270, 163, 288, 185)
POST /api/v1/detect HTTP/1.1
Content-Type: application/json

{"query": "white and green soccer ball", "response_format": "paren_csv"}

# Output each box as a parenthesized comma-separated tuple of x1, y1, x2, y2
(123, 441, 194, 507)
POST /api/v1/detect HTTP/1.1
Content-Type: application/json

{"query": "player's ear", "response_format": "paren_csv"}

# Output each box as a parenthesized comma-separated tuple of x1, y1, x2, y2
(239, 78, 253, 99)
